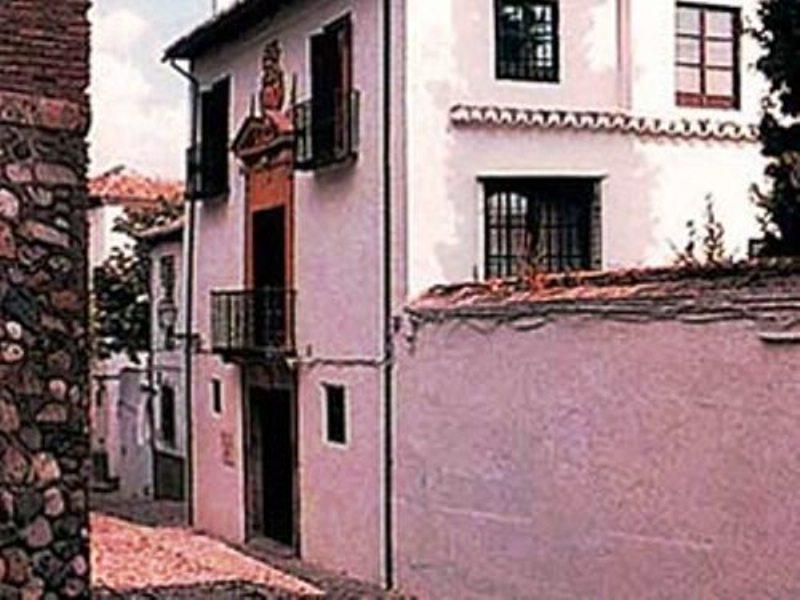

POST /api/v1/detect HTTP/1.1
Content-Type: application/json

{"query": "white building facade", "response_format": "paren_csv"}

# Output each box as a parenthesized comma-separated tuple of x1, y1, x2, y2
(87, 168, 185, 499)
(166, 0, 766, 592)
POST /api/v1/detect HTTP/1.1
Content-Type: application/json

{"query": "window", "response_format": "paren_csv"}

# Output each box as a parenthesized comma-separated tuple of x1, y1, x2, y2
(324, 385, 347, 446)
(159, 255, 176, 303)
(295, 15, 359, 169)
(495, 0, 559, 82)
(211, 379, 222, 415)
(675, 3, 740, 109)
(160, 385, 176, 447)
(199, 77, 231, 198)
(484, 179, 599, 278)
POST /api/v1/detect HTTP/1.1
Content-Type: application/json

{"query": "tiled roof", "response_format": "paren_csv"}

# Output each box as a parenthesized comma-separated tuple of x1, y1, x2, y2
(164, 0, 282, 60)
(410, 261, 800, 319)
(89, 166, 184, 206)
(450, 104, 759, 143)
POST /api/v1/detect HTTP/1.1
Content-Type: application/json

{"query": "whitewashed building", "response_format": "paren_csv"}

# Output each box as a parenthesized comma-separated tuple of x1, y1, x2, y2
(165, 0, 766, 592)
(88, 167, 185, 499)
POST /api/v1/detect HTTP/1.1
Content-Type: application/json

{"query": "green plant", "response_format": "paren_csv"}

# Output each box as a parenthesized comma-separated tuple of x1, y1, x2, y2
(673, 195, 732, 267)
(91, 198, 182, 362)
(753, 0, 800, 255)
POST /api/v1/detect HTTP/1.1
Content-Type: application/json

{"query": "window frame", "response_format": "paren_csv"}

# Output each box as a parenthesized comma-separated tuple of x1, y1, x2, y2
(211, 379, 223, 416)
(675, 2, 741, 110)
(482, 178, 601, 279)
(322, 383, 348, 448)
(494, 0, 561, 83)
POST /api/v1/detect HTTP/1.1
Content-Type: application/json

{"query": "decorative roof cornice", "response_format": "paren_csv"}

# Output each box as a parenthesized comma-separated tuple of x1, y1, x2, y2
(450, 104, 759, 143)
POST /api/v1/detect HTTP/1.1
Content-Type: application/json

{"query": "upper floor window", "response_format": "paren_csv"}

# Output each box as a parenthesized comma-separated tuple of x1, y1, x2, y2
(495, 0, 559, 82)
(484, 178, 600, 279)
(198, 77, 230, 198)
(676, 3, 740, 109)
(295, 15, 360, 170)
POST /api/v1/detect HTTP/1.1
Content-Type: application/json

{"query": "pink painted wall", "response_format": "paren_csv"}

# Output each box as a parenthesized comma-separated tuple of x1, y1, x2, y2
(299, 367, 383, 582)
(192, 353, 245, 542)
(188, 0, 390, 581)
(397, 312, 800, 598)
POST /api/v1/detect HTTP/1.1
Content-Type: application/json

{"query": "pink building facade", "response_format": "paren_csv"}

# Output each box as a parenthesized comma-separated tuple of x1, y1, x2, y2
(165, 0, 770, 594)
(398, 267, 800, 598)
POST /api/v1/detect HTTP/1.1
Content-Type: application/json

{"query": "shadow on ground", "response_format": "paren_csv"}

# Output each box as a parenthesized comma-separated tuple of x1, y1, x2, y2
(93, 581, 315, 599)
(90, 493, 187, 528)
(90, 493, 411, 599)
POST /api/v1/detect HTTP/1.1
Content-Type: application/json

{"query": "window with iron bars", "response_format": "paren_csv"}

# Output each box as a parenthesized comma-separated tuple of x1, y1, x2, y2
(484, 178, 600, 279)
(495, 0, 560, 82)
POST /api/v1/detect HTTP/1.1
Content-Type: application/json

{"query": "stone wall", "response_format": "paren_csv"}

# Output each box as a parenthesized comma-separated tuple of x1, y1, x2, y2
(0, 1, 91, 598)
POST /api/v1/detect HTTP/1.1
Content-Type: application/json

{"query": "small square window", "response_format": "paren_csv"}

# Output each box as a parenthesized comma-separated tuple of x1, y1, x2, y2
(211, 379, 223, 415)
(324, 385, 347, 446)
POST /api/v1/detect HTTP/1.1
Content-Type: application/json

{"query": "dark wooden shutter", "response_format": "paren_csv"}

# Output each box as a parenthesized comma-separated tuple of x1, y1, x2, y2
(310, 16, 352, 163)
(200, 78, 230, 198)
(310, 30, 336, 162)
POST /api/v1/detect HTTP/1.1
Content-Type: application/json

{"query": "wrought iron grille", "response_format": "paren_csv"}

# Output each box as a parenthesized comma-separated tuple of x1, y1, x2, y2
(211, 288, 295, 357)
(294, 89, 360, 170)
(484, 179, 595, 278)
(496, 0, 560, 82)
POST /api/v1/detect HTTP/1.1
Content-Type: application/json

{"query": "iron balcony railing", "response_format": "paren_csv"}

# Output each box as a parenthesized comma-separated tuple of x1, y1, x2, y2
(294, 89, 360, 170)
(185, 143, 229, 201)
(211, 288, 296, 358)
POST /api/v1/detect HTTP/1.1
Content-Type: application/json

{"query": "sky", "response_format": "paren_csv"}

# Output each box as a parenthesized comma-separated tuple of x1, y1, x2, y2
(89, 1, 227, 179)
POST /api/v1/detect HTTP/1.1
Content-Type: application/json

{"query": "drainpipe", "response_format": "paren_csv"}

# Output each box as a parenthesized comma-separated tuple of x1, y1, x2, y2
(617, 0, 632, 110)
(168, 58, 200, 527)
(382, 0, 395, 589)
(145, 243, 158, 499)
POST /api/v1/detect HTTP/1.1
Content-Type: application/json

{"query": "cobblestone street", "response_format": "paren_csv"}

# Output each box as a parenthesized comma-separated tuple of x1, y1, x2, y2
(90, 496, 403, 599)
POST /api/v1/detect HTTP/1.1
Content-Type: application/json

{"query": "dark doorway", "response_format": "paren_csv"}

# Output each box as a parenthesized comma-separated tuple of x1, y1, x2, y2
(251, 208, 288, 350)
(252, 207, 286, 289)
(249, 387, 295, 547)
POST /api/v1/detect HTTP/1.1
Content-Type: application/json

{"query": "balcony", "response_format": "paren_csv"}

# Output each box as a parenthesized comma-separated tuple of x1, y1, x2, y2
(211, 288, 295, 359)
(185, 143, 229, 201)
(294, 89, 360, 171)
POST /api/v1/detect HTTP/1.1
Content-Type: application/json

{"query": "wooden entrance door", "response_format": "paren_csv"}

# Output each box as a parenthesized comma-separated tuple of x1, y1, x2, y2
(249, 387, 295, 547)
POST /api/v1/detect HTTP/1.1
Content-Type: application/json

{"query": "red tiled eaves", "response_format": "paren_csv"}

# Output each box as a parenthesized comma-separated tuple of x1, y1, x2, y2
(89, 167, 184, 206)
(410, 261, 800, 317)
(450, 104, 759, 143)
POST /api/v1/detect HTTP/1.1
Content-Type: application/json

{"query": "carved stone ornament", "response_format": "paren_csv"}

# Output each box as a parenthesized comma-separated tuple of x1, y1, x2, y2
(261, 40, 285, 112)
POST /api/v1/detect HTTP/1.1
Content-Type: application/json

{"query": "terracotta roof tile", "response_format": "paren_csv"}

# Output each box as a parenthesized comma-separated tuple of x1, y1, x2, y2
(89, 166, 184, 206)
(410, 261, 800, 316)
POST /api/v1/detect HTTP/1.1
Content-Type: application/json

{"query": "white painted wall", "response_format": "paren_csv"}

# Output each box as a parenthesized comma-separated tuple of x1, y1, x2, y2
(87, 203, 129, 271)
(149, 238, 187, 459)
(404, 0, 766, 296)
